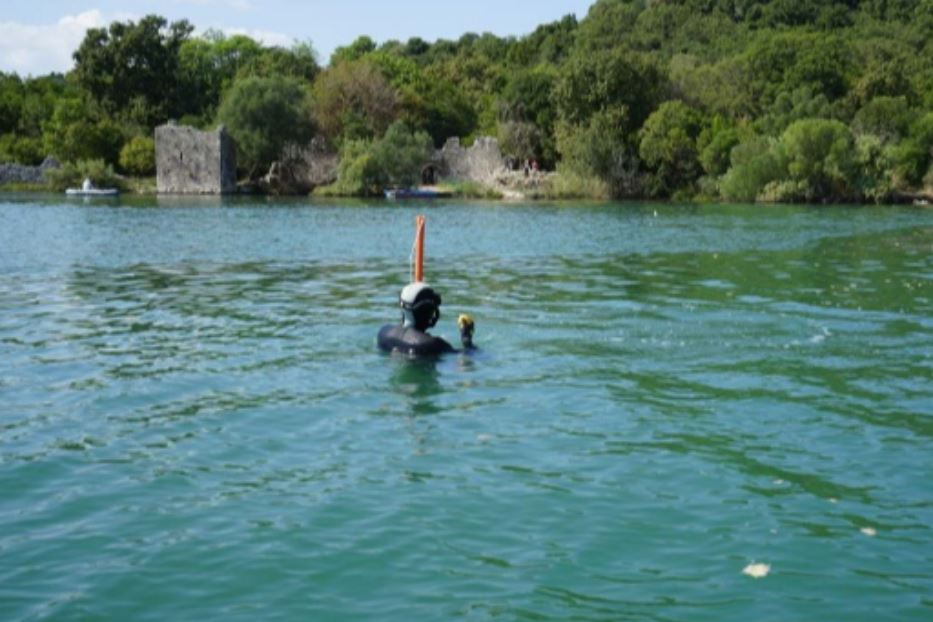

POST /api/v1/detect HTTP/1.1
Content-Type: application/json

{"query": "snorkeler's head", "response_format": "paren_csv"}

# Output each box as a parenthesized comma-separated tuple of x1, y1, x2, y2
(400, 282, 441, 330)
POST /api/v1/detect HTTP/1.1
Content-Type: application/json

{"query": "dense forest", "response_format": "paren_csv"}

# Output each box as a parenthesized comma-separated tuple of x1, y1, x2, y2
(1, 0, 932, 201)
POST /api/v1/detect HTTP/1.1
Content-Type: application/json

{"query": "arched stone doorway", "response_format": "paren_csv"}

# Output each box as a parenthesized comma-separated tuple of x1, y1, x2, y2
(421, 164, 439, 186)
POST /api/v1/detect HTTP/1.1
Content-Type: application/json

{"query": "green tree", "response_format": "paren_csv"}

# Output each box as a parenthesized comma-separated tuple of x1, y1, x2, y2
(326, 121, 433, 195)
(498, 121, 541, 162)
(849, 38, 917, 108)
(371, 121, 434, 187)
(18, 74, 70, 138)
(893, 112, 933, 186)
(177, 33, 264, 122)
(421, 46, 505, 137)
(698, 118, 742, 177)
(328, 139, 381, 195)
(43, 98, 124, 164)
(45, 159, 122, 191)
(0, 134, 44, 165)
(720, 137, 787, 202)
(499, 66, 558, 165)
(402, 37, 431, 59)
(739, 31, 851, 115)
(851, 96, 914, 141)
(754, 87, 833, 136)
(572, 0, 644, 53)
(780, 118, 856, 200)
(237, 43, 319, 82)
(556, 106, 640, 197)
(506, 14, 577, 66)
(784, 35, 851, 101)
(638, 100, 706, 196)
(405, 80, 476, 146)
(365, 51, 475, 146)
(855, 134, 898, 201)
(554, 47, 665, 133)
(217, 76, 314, 177)
(671, 56, 754, 120)
(312, 60, 399, 145)
(331, 36, 377, 65)
(119, 135, 156, 175)
(0, 73, 24, 135)
(72, 15, 193, 126)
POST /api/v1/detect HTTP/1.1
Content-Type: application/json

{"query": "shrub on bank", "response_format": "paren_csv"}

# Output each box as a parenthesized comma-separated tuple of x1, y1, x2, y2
(217, 76, 314, 178)
(0, 134, 45, 166)
(719, 137, 786, 202)
(446, 181, 503, 199)
(316, 121, 433, 196)
(45, 159, 124, 191)
(538, 168, 610, 200)
(119, 136, 156, 176)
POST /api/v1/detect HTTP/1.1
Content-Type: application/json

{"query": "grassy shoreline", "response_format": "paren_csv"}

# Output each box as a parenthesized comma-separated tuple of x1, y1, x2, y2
(3, 185, 929, 206)
(3, 175, 930, 205)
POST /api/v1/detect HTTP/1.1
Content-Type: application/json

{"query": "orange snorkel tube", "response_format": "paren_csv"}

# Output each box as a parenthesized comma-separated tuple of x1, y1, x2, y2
(408, 214, 475, 346)
(414, 215, 425, 282)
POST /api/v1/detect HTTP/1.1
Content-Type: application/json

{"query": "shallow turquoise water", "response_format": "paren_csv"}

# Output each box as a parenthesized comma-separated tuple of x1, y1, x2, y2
(1, 194, 931, 621)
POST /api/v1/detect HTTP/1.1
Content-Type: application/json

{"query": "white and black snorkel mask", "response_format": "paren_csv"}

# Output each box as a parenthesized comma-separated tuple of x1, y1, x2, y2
(400, 282, 441, 330)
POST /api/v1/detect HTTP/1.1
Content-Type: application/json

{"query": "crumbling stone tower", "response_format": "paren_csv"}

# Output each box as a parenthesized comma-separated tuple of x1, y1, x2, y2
(155, 123, 237, 194)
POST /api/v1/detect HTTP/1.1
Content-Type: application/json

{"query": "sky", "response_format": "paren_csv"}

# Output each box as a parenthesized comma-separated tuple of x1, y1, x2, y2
(0, 0, 596, 76)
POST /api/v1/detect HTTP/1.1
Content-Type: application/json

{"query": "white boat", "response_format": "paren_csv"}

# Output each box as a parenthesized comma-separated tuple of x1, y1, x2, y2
(384, 187, 452, 199)
(66, 178, 119, 197)
(65, 187, 120, 196)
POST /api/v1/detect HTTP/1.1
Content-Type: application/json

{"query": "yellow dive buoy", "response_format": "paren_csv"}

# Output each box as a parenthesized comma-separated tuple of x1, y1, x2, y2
(457, 314, 474, 332)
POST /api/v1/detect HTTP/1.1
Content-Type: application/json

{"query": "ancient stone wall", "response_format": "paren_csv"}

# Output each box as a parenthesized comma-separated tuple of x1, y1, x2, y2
(435, 137, 506, 185)
(276, 137, 339, 190)
(155, 123, 236, 194)
(0, 157, 60, 185)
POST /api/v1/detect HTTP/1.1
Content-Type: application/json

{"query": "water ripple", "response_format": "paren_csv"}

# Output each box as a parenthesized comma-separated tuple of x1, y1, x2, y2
(1, 200, 931, 621)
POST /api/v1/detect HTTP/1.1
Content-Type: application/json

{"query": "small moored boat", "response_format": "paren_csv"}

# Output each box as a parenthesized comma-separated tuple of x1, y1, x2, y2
(66, 178, 119, 197)
(384, 187, 452, 200)
(65, 187, 120, 196)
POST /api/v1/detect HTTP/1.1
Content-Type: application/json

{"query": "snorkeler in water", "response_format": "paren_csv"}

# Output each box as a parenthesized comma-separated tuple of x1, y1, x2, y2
(378, 281, 475, 356)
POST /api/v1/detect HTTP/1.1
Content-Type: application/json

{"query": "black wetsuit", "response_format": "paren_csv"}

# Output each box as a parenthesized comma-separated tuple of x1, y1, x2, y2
(378, 324, 456, 356)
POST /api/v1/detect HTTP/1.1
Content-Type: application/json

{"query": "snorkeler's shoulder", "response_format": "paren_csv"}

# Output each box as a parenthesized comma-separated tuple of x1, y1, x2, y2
(377, 324, 404, 352)
(378, 324, 454, 356)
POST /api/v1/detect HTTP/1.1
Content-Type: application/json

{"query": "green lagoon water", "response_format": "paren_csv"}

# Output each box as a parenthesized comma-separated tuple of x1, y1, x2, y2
(1, 195, 931, 621)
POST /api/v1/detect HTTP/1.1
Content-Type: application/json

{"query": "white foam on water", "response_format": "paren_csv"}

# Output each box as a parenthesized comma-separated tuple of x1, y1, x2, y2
(809, 327, 832, 344)
(860, 527, 877, 537)
(742, 562, 771, 579)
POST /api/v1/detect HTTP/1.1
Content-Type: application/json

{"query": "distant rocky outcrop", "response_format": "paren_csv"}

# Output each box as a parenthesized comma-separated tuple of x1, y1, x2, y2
(155, 123, 236, 194)
(262, 137, 338, 194)
(430, 136, 555, 198)
(434, 137, 506, 185)
(0, 156, 60, 185)
(258, 134, 535, 196)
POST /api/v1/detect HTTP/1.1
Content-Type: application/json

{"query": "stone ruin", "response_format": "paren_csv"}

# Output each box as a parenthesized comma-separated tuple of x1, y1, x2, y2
(0, 156, 60, 185)
(430, 136, 550, 197)
(263, 137, 339, 194)
(260, 136, 509, 194)
(148, 126, 522, 195)
(433, 137, 506, 185)
(155, 123, 236, 194)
